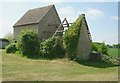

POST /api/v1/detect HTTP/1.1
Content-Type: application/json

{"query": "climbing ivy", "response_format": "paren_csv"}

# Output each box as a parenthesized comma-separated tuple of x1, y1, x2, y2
(63, 15, 83, 60)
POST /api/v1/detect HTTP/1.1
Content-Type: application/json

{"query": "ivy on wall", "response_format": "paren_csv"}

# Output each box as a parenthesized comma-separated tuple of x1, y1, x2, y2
(63, 15, 83, 60)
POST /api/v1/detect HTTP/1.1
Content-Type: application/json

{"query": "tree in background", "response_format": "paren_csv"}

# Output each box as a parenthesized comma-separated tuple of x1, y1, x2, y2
(113, 44, 120, 48)
(106, 44, 113, 48)
(4, 32, 14, 44)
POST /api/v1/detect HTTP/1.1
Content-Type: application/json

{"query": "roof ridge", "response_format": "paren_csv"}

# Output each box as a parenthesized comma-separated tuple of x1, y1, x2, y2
(29, 5, 54, 11)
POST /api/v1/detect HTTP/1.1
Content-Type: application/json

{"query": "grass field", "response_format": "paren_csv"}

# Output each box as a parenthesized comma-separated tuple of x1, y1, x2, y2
(1, 49, 119, 81)
(108, 48, 119, 57)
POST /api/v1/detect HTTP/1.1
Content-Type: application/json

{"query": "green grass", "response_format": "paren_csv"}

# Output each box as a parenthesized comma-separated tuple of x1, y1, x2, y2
(1, 49, 119, 81)
(108, 48, 119, 57)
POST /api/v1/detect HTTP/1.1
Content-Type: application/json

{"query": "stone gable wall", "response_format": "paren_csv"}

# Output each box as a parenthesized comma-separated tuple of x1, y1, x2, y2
(77, 19, 91, 60)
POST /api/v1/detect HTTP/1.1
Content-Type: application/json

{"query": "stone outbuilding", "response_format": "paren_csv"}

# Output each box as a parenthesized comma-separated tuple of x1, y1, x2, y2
(0, 38, 9, 49)
(13, 5, 92, 60)
(13, 5, 63, 41)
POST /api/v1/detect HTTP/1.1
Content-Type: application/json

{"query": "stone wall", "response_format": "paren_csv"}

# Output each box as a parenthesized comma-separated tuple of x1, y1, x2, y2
(14, 24, 39, 41)
(77, 19, 91, 60)
(38, 5, 63, 40)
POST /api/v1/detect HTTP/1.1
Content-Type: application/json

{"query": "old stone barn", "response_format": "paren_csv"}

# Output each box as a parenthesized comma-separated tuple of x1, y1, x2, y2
(13, 5, 92, 60)
(13, 5, 63, 41)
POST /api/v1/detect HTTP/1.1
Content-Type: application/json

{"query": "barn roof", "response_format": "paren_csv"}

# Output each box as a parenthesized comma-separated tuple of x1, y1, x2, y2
(13, 5, 54, 27)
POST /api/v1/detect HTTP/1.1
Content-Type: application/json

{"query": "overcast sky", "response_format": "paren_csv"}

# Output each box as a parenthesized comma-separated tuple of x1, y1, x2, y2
(0, 0, 119, 44)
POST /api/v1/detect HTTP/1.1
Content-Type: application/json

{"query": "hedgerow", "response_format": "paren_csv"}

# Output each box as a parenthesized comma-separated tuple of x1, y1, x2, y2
(63, 16, 83, 60)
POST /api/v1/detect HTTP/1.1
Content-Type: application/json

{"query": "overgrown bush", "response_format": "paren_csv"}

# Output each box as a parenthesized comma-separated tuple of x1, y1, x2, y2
(6, 43, 17, 53)
(101, 43, 108, 55)
(63, 16, 83, 60)
(91, 42, 108, 55)
(17, 30, 39, 57)
(91, 43, 98, 52)
(39, 37, 65, 59)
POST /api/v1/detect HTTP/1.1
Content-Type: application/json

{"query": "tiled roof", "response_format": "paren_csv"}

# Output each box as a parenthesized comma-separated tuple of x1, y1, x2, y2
(13, 5, 54, 27)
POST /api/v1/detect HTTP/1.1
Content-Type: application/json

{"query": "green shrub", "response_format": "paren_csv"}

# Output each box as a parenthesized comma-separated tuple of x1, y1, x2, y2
(91, 42, 108, 55)
(6, 43, 17, 53)
(91, 43, 98, 52)
(101, 43, 108, 55)
(39, 37, 65, 59)
(63, 16, 83, 60)
(17, 30, 39, 57)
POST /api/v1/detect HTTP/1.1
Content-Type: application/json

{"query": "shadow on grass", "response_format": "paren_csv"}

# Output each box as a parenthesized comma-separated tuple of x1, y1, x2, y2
(20, 55, 119, 68)
(25, 55, 65, 61)
(14, 51, 119, 68)
(76, 60, 118, 68)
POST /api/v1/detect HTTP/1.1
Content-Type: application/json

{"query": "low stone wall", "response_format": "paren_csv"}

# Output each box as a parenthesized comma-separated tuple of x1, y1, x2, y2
(77, 18, 91, 60)
(89, 52, 102, 61)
